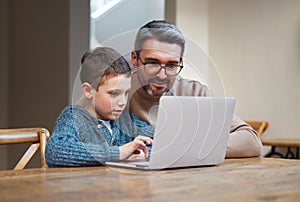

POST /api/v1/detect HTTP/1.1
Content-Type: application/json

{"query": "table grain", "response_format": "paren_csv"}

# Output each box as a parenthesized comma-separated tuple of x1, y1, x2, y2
(0, 157, 299, 202)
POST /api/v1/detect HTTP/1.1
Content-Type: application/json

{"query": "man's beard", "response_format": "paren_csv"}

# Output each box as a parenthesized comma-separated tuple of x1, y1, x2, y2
(136, 71, 172, 97)
(143, 86, 168, 97)
(143, 77, 170, 97)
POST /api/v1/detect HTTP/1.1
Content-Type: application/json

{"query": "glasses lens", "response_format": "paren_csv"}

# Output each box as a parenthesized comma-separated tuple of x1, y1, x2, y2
(166, 65, 181, 76)
(144, 64, 182, 76)
(145, 63, 161, 74)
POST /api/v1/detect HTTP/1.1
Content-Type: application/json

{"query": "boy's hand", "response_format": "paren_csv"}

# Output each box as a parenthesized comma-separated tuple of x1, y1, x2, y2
(126, 149, 146, 161)
(119, 136, 152, 160)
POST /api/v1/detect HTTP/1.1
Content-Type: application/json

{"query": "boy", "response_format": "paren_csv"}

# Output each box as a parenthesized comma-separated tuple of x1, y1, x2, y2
(45, 47, 153, 167)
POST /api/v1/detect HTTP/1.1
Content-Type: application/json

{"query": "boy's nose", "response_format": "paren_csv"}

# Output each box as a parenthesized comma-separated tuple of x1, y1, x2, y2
(117, 100, 125, 106)
(117, 96, 127, 106)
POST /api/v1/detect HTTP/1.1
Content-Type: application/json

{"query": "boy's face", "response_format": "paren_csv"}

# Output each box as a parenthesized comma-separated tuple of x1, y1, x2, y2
(94, 75, 131, 121)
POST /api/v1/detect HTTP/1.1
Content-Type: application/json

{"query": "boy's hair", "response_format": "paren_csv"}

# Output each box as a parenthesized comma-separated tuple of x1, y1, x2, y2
(134, 20, 185, 57)
(80, 47, 131, 90)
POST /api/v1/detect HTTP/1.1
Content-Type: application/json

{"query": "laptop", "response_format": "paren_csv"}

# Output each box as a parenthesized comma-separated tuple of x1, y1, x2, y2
(105, 96, 236, 170)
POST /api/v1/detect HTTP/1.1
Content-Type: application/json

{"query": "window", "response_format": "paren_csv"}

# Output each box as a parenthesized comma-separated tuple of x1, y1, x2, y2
(90, 0, 122, 19)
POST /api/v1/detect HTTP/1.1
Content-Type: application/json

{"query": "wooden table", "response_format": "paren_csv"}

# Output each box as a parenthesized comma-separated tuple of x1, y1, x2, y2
(0, 158, 299, 201)
(262, 139, 300, 159)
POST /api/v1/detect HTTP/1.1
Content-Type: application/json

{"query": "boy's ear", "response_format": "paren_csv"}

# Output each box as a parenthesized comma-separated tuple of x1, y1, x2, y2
(82, 82, 94, 99)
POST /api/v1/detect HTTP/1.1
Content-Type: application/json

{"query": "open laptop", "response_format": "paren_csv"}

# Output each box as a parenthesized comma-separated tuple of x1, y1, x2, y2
(105, 96, 236, 170)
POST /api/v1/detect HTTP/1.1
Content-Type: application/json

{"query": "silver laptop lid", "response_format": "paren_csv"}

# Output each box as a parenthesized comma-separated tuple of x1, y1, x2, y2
(148, 96, 235, 169)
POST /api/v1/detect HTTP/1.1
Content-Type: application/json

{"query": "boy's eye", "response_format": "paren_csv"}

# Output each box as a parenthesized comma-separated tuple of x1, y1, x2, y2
(111, 92, 120, 97)
(109, 90, 130, 97)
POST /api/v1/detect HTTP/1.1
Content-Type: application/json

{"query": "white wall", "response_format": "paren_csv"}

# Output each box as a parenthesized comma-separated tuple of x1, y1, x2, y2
(176, 0, 300, 140)
(176, 0, 209, 86)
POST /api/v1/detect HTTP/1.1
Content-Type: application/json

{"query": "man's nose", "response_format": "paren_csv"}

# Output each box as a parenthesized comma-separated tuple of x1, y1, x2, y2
(156, 67, 167, 79)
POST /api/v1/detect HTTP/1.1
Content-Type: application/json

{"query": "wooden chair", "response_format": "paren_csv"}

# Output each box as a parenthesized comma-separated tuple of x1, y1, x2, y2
(244, 120, 269, 138)
(0, 127, 50, 170)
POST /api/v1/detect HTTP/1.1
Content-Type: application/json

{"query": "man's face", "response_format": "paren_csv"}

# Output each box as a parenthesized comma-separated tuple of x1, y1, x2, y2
(132, 39, 182, 98)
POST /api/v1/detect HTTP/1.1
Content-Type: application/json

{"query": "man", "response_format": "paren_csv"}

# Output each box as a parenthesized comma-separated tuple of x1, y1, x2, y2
(125, 20, 262, 158)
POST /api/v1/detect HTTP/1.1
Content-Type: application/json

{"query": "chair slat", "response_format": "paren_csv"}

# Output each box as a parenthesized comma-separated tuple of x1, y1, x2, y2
(14, 143, 40, 170)
(244, 120, 269, 137)
(0, 127, 50, 170)
(0, 133, 39, 144)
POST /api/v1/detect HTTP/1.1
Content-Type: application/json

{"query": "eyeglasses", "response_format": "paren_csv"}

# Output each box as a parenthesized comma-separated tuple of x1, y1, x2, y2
(137, 54, 183, 76)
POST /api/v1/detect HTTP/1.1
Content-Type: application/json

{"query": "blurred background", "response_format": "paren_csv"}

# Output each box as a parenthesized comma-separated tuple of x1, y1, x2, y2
(1, 0, 299, 169)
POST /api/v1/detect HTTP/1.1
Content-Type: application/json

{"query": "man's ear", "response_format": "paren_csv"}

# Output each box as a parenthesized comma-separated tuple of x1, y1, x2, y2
(82, 82, 94, 99)
(131, 51, 138, 68)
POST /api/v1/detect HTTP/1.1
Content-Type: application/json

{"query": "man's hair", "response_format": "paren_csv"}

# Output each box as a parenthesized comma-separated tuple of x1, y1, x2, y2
(80, 47, 131, 90)
(134, 20, 185, 56)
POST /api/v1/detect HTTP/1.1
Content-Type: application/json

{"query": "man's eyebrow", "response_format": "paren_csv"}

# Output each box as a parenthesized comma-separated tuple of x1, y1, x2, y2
(143, 57, 159, 62)
(143, 57, 180, 64)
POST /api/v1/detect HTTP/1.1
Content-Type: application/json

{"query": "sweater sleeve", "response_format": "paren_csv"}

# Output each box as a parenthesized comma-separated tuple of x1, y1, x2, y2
(225, 115, 263, 158)
(116, 111, 155, 138)
(130, 113, 155, 138)
(45, 107, 120, 167)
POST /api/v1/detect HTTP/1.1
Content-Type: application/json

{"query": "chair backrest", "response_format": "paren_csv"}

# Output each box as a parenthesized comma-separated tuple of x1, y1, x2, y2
(244, 120, 269, 138)
(0, 128, 50, 170)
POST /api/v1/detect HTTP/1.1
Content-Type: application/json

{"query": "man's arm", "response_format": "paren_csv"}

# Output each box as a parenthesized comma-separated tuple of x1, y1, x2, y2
(225, 115, 263, 158)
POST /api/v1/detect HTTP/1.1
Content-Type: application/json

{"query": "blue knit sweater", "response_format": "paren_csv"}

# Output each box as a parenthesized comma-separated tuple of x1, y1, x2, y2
(45, 105, 154, 167)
